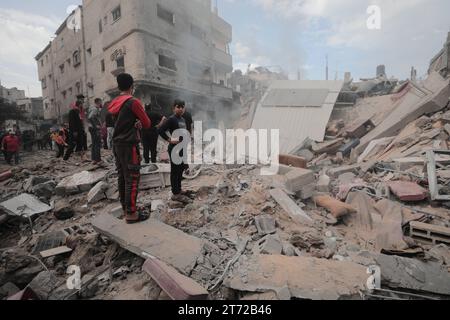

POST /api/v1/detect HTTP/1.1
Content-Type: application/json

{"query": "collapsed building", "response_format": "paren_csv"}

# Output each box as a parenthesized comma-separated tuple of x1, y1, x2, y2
(35, 0, 234, 125)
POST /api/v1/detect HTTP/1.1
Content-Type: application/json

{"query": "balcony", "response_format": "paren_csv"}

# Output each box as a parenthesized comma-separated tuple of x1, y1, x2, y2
(212, 47, 232, 72)
(211, 14, 232, 42)
(212, 83, 232, 100)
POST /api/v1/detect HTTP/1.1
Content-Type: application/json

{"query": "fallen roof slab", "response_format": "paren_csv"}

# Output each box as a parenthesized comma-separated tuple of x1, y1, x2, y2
(92, 213, 204, 275)
(55, 170, 108, 196)
(225, 255, 368, 300)
(356, 72, 450, 154)
(0, 193, 52, 218)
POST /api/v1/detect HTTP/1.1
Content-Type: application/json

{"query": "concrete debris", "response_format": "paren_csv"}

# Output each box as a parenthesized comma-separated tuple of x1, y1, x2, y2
(316, 174, 331, 193)
(53, 199, 75, 220)
(55, 170, 107, 196)
(92, 213, 204, 275)
(32, 180, 57, 199)
(270, 188, 313, 224)
(225, 255, 368, 300)
(87, 181, 109, 204)
(253, 234, 283, 255)
(142, 257, 208, 300)
(28, 271, 59, 300)
(284, 168, 315, 193)
(409, 221, 450, 246)
(254, 215, 277, 236)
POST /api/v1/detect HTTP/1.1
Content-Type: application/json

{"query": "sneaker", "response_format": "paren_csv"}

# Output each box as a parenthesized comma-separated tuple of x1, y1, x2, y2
(126, 208, 151, 224)
(171, 194, 193, 204)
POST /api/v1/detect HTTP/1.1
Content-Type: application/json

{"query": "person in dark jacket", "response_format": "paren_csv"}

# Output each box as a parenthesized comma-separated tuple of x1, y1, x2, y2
(88, 98, 103, 164)
(64, 100, 86, 161)
(108, 73, 151, 224)
(142, 104, 164, 164)
(158, 100, 192, 204)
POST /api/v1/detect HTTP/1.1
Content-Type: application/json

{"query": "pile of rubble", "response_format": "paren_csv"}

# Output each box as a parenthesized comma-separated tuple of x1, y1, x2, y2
(1, 67, 450, 301)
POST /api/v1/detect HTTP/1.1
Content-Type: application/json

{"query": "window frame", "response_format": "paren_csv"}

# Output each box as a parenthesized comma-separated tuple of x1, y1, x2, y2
(112, 6, 121, 23)
(157, 4, 175, 25)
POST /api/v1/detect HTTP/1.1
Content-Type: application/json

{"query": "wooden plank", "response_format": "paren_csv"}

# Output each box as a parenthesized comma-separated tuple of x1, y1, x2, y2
(270, 188, 312, 223)
(40, 246, 73, 258)
(142, 256, 208, 300)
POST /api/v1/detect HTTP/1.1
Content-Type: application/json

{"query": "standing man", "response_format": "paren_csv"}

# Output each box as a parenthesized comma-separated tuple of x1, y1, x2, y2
(88, 98, 103, 164)
(158, 100, 192, 204)
(2, 130, 20, 165)
(64, 100, 85, 161)
(142, 104, 164, 164)
(108, 73, 151, 224)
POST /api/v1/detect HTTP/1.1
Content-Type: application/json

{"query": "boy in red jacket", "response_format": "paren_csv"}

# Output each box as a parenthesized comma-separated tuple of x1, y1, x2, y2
(2, 130, 20, 165)
(108, 73, 151, 224)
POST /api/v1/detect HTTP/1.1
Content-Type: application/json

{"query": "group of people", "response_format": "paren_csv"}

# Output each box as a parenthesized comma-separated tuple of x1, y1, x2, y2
(108, 73, 193, 224)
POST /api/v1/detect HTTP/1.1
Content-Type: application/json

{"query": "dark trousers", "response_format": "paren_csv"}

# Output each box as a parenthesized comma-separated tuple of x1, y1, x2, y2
(168, 146, 184, 195)
(143, 129, 158, 164)
(114, 144, 141, 215)
(56, 145, 65, 158)
(64, 131, 83, 160)
(6, 151, 19, 165)
(89, 127, 101, 162)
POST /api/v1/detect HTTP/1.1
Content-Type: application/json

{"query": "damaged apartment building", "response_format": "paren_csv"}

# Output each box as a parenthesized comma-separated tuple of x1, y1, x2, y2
(35, 0, 233, 125)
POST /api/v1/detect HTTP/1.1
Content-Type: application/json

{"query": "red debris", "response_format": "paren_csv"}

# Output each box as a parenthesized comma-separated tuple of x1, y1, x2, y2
(388, 181, 428, 202)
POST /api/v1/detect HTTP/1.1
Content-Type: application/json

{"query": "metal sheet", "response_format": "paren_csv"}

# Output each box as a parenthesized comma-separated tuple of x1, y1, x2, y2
(0, 194, 52, 218)
(252, 80, 344, 154)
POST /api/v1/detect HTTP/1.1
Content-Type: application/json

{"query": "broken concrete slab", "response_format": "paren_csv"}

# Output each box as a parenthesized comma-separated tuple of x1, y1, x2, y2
(269, 188, 313, 224)
(387, 181, 428, 202)
(28, 271, 59, 300)
(23, 176, 52, 192)
(53, 199, 75, 221)
(40, 246, 73, 259)
(374, 254, 450, 296)
(0, 282, 20, 299)
(296, 149, 314, 162)
(253, 234, 283, 255)
(356, 72, 450, 155)
(55, 170, 107, 196)
(142, 256, 208, 300)
(375, 200, 409, 252)
(87, 181, 109, 204)
(346, 119, 375, 139)
(92, 213, 204, 275)
(327, 164, 361, 178)
(312, 138, 344, 154)
(284, 168, 315, 193)
(254, 215, 276, 236)
(0, 194, 52, 218)
(225, 255, 368, 300)
(295, 184, 315, 200)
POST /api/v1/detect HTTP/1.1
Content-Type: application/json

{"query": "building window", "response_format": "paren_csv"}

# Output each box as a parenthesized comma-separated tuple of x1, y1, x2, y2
(112, 6, 121, 22)
(56, 80, 59, 90)
(41, 78, 47, 89)
(87, 48, 92, 57)
(41, 60, 44, 67)
(157, 4, 174, 25)
(45, 55, 48, 63)
(73, 51, 81, 67)
(69, 87, 73, 95)
(116, 56, 125, 69)
(48, 74, 52, 79)
(59, 64, 65, 74)
(67, 58, 71, 66)
(62, 91, 67, 99)
(101, 59, 105, 72)
(159, 55, 177, 71)
(45, 103, 49, 110)
(76, 82, 81, 94)
(191, 24, 205, 40)
(99, 20, 103, 33)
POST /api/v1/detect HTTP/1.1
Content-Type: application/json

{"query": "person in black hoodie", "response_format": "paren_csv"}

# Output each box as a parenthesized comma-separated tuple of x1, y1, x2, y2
(64, 100, 85, 161)
(108, 73, 151, 224)
(158, 99, 192, 204)
(142, 104, 164, 164)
